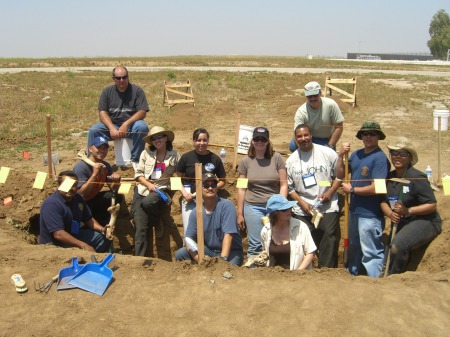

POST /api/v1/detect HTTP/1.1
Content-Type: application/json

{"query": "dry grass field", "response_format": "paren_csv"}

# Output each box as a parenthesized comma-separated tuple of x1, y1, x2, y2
(1, 57, 450, 336)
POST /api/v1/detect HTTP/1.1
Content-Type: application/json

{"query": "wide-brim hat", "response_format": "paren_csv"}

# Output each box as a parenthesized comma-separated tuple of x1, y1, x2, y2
(266, 194, 297, 214)
(143, 126, 174, 144)
(387, 137, 418, 166)
(356, 121, 386, 140)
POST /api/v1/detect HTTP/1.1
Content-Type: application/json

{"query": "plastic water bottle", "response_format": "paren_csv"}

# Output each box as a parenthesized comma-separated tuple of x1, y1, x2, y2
(219, 148, 226, 163)
(425, 165, 432, 182)
(312, 200, 323, 211)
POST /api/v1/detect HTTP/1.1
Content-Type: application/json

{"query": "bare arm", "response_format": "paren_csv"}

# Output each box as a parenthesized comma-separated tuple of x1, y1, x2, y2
(298, 252, 315, 270)
(221, 233, 233, 258)
(77, 163, 106, 199)
(52, 230, 95, 252)
(328, 122, 343, 148)
(278, 168, 288, 198)
(289, 190, 312, 215)
(237, 173, 247, 230)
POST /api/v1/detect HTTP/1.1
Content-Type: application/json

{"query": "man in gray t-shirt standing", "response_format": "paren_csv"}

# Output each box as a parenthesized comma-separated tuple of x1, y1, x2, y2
(289, 81, 344, 152)
(88, 66, 149, 168)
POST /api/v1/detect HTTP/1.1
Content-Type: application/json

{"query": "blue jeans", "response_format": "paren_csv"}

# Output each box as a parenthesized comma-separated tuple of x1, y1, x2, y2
(88, 121, 149, 162)
(175, 246, 243, 266)
(389, 219, 439, 274)
(244, 203, 266, 257)
(289, 137, 333, 152)
(77, 228, 111, 253)
(348, 213, 384, 278)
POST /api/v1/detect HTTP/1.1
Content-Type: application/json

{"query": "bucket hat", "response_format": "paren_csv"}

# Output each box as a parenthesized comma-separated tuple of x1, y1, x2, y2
(266, 194, 297, 214)
(356, 121, 386, 140)
(143, 126, 175, 144)
(387, 137, 418, 166)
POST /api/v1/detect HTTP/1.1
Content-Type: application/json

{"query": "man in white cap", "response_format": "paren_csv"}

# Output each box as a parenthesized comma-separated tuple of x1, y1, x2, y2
(289, 81, 344, 152)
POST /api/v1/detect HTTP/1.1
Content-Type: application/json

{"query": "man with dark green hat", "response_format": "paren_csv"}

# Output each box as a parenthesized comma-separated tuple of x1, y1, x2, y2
(337, 121, 390, 278)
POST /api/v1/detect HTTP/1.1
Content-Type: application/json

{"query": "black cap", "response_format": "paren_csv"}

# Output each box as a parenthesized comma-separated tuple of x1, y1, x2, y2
(253, 127, 269, 140)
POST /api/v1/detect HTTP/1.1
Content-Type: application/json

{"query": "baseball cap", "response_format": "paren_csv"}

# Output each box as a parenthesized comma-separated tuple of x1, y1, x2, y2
(90, 136, 109, 148)
(304, 81, 321, 97)
(253, 127, 269, 140)
(266, 194, 297, 214)
(202, 172, 219, 182)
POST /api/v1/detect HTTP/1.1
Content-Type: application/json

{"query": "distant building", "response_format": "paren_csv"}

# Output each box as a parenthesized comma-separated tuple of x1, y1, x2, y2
(347, 52, 433, 61)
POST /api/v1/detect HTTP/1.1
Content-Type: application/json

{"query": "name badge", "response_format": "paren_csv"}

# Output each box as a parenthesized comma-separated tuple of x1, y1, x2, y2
(71, 220, 80, 235)
(184, 184, 191, 194)
(303, 173, 317, 188)
(151, 167, 162, 180)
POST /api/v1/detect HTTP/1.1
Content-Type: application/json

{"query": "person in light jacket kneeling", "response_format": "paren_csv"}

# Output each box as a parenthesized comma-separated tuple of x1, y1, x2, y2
(261, 194, 317, 270)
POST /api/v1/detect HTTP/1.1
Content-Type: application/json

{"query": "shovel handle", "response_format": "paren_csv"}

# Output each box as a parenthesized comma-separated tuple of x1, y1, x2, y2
(100, 253, 115, 269)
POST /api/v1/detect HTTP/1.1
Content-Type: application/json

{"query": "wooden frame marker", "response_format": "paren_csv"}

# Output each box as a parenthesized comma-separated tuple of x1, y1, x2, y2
(324, 77, 357, 107)
(163, 80, 195, 108)
(195, 163, 204, 261)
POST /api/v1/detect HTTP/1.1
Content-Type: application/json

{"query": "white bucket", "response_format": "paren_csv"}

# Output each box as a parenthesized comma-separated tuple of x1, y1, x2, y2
(433, 109, 450, 131)
(237, 125, 255, 154)
(114, 138, 133, 166)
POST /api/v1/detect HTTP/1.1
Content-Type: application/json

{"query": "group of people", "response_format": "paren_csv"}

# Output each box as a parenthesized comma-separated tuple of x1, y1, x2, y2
(38, 68, 442, 277)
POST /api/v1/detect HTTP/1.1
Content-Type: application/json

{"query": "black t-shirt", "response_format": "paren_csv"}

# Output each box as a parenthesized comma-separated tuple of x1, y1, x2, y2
(385, 166, 441, 233)
(176, 150, 226, 194)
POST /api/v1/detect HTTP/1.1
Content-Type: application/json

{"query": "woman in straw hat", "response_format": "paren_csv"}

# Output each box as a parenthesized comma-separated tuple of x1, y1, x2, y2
(132, 126, 182, 259)
(260, 194, 316, 270)
(380, 137, 442, 275)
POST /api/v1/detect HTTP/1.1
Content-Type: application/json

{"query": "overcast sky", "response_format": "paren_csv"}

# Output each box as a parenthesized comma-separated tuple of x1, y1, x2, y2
(1, 0, 448, 58)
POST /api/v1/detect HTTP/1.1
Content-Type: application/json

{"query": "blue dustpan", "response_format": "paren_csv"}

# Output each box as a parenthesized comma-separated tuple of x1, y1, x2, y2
(68, 254, 115, 296)
(57, 257, 83, 290)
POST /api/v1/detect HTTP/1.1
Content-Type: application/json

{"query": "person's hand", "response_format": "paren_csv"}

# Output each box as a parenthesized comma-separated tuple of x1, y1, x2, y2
(393, 201, 408, 217)
(388, 210, 402, 224)
(146, 182, 157, 192)
(298, 200, 312, 215)
(320, 191, 331, 203)
(182, 190, 193, 202)
(109, 127, 121, 140)
(342, 183, 352, 194)
(92, 162, 106, 176)
(109, 172, 121, 182)
(339, 142, 351, 156)
(82, 244, 96, 252)
(118, 124, 128, 140)
(237, 214, 246, 230)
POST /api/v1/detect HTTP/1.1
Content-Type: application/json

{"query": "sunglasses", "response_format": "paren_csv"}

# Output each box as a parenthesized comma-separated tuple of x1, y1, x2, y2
(390, 150, 410, 158)
(150, 134, 167, 142)
(203, 181, 218, 189)
(361, 131, 379, 137)
(253, 137, 267, 143)
(113, 75, 128, 80)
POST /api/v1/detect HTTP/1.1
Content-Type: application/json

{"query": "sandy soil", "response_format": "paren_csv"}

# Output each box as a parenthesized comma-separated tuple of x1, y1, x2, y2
(1, 70, 450, 336)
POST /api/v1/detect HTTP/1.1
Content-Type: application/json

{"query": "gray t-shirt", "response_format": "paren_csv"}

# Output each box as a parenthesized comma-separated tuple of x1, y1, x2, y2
(98, 83, 149, 125)
(237, 152, 285, 205)
(294, 97, 344, 138)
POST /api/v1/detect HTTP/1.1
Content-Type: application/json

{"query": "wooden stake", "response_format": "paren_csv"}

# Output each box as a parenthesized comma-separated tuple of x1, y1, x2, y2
(233, 112, 241, 171)
(343, 152, 349, 268)
(438, 116, 442, 185)
(46, 115, 53, 179)
(195, 163, 204, 262)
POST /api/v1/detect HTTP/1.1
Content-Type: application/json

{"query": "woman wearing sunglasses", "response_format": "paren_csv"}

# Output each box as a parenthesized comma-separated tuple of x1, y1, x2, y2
(260, 194, 316, 270)
(380, 137, 441, 275)
(237, 127, 288, 257)
(176, 128, 227, 233)
(132, 126, 182, 259)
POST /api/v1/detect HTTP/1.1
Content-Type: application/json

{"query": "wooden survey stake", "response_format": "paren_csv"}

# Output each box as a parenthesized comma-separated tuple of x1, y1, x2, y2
(163, 80, 195, 108)
(195, 163, 204, 261)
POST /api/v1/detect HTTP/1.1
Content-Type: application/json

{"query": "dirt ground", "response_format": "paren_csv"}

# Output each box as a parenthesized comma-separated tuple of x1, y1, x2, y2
(1, 71, 450, 336)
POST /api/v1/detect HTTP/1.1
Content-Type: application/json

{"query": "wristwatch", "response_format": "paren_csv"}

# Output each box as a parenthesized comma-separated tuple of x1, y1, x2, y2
(349, 187, 355, 194)
(221, 256, 228, 262)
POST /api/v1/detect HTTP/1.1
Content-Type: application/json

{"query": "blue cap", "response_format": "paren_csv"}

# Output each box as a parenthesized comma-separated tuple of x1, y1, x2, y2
(90, 136, 109, 148)
(266, 194, 297, 214)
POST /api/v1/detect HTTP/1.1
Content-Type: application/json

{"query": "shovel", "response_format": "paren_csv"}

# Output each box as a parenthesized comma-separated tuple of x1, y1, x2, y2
(68, 253, 115, 296)
(56, 255, 98, 291)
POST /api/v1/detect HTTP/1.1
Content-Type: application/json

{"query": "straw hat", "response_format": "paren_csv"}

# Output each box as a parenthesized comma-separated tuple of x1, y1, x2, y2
(386, 137, 418, 166)
(143, 126, 174, 144)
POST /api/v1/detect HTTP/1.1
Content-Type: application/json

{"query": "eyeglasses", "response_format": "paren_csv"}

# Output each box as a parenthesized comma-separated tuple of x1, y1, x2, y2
(113, 75, 128, 80)
(253, 137, 267, 143)
(361, 131, 379, 137)
(150, 134, 166, 142)
(203, 181, 218, 189)
(390, 150, 410, 158)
